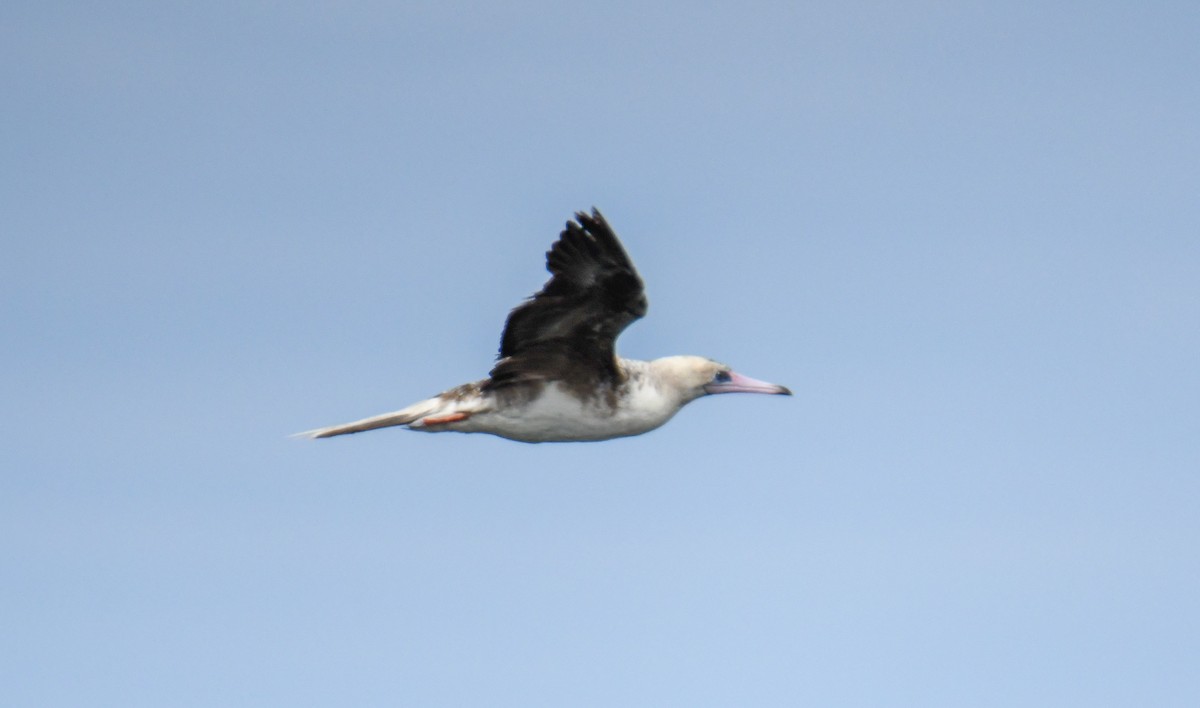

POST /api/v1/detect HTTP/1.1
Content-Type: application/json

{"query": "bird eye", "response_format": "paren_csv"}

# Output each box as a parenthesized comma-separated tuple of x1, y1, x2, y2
(713, 370, 732, 383)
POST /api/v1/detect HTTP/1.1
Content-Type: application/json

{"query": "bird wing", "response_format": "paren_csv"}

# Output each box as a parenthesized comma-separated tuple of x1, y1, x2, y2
(486, 209, 647, 391)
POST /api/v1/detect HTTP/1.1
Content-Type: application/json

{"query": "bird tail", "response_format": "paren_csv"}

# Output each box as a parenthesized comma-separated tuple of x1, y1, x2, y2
(293, 397, 444, 439)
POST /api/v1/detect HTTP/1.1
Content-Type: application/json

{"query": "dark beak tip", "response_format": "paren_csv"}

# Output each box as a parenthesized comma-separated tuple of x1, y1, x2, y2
(778, 386, 793, 396)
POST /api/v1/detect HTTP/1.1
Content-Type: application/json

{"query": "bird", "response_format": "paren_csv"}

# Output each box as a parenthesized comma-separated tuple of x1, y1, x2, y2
(298, 208, 791, 443)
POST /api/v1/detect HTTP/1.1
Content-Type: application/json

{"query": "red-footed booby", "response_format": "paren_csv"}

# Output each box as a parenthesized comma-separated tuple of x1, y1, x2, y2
(298, 209, 790, 443)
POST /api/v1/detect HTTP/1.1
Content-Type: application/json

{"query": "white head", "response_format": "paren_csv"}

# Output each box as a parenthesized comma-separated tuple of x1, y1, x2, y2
(649, 355, 792, 404)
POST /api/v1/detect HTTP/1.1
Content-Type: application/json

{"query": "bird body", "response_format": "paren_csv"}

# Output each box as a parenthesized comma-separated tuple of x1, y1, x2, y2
(299, 210, 790, 443)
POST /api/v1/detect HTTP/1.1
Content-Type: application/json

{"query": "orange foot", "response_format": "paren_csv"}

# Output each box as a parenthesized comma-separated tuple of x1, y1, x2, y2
(421, 412, 470, 426)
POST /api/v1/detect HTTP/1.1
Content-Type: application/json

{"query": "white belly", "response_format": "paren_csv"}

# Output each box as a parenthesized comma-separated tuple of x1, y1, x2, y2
(467, 383, 679, 443)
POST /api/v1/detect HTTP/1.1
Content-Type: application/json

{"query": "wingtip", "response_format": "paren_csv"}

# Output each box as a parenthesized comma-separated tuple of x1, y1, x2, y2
(572, 206, 607, 229)
(582, 206, 607, 226)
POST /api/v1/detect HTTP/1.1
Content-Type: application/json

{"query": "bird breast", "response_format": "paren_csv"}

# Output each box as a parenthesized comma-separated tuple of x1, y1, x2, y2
(475, 380, 681, 443)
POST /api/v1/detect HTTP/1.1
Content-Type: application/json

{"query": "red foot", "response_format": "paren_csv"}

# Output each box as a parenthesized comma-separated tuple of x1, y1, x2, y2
(421, 412, 469, 426)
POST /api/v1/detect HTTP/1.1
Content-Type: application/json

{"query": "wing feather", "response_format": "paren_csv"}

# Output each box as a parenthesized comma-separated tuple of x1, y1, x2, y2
(487, 209, 647, 392)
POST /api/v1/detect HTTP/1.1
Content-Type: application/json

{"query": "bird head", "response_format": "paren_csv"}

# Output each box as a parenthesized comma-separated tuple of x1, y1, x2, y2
(651, 355, 792, 403)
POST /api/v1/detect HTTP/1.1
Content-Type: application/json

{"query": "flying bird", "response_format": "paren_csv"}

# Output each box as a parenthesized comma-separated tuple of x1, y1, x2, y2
(299, 209, 790, 443)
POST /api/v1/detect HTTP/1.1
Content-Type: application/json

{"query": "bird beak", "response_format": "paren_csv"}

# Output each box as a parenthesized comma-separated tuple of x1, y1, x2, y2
(704, 371, 792, 396)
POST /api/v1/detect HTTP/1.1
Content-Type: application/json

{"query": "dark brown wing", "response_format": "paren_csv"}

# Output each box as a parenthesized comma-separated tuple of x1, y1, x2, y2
(486, 209, 647, 392)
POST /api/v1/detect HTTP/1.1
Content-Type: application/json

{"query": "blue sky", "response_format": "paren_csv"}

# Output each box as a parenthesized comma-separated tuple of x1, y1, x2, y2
(4, 2, 1199, 705)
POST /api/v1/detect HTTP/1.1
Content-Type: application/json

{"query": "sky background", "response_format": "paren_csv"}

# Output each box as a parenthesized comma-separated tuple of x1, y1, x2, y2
(4, 1, 1199, 705)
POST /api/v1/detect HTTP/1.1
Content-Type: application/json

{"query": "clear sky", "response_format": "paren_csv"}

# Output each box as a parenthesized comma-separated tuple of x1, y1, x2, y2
(4, 2, 1199, 705)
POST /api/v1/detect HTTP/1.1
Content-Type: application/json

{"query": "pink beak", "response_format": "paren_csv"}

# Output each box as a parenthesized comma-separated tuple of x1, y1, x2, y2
(703, 371, 792, 396)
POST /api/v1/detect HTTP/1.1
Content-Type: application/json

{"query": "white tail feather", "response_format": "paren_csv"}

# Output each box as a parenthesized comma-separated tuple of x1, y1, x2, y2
(294, 397, 442, 439)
